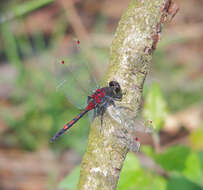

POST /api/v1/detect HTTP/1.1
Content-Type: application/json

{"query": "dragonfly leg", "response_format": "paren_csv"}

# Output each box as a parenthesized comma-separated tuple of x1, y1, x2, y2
(104, 96, 116, 107)
(94, 104, 99, 119)
(99, 104, 108, 133)
(111, 100, 116, 107)
(100, 106, 105, 127)
(93, 108, 97, 119)
(95, 100, 108, 132)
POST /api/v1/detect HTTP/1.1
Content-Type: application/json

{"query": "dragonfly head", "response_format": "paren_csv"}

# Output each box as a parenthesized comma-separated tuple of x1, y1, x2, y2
(109, 81, 122, 101)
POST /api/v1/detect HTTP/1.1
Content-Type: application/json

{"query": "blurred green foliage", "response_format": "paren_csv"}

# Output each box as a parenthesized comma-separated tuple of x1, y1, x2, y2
(0, 0, 54, 22)
(118, 153, 166, 190)
(153, 47, 203, 112)
(143, 83, 168, 131)
(189, 128, 203, 151)
(1, 62, 90, 152)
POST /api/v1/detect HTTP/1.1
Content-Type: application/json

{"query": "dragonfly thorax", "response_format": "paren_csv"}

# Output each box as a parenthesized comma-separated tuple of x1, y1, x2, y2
(85, 81, 122, 111)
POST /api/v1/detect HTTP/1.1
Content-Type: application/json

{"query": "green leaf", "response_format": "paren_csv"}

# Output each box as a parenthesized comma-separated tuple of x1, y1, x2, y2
(118, 153, 166, 190)
(167, 174, 202, 190)
(183, 152, 203, 187)
(155, 145, 190, 172)
(59, 165, 80, 190)
(197, 152, 203, 169)
(143, 83, 168, 131)
(118, 153, 141, 189)
(189, 129, 203, 151)
(13, 0, 54, 18)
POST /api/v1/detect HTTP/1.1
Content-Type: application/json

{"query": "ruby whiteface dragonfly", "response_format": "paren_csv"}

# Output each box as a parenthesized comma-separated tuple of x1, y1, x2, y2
(50, 38, 154, 149)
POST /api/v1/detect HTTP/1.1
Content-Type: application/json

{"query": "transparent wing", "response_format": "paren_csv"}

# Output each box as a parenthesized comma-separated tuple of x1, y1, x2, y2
(129, 137, 140, 152)
(107, 106, 154, 134)
(88, 109, 95, 123)
(52, 39, 99, 109)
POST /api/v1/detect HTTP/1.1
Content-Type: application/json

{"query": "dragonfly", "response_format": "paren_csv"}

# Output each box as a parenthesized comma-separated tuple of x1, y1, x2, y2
(51, 80, 122, 142)
(50, 38, 153, 149)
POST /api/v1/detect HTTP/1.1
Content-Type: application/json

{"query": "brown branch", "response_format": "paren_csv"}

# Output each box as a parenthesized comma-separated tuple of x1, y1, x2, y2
(77, 0, 179, 189)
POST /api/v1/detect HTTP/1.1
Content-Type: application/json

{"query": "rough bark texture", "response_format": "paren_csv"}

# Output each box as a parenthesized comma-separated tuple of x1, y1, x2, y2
(77, 0, 178, 190)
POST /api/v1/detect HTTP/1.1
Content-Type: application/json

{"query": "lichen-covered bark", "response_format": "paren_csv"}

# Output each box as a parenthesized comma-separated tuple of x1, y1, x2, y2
(77, 0, 178, 190)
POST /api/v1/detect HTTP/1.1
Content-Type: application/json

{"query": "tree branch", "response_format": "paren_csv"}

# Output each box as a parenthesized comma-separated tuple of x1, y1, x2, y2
(77, 0, 178, 190)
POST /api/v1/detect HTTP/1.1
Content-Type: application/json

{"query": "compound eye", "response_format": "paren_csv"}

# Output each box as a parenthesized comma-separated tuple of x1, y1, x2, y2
(109, 81, 114, 87)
